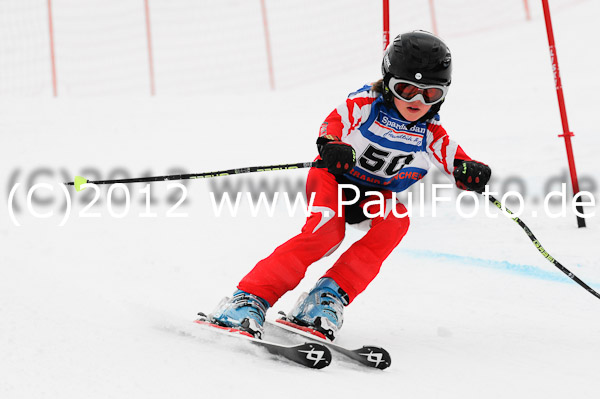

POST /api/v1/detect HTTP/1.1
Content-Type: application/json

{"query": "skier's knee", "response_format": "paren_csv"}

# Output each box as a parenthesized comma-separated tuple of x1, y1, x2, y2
(304, 221, 345, 258)
(321, 230, 345, 257)
(387, 202, 410, 223)
(375, 201, 410, 234)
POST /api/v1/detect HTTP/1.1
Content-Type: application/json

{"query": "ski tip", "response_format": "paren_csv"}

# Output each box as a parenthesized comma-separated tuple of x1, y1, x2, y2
(74, 176, 88, 192)
(357, 346, 392, 370)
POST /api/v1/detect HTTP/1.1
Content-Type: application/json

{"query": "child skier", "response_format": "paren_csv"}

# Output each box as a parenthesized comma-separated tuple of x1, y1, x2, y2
(208, 30, 491, 340)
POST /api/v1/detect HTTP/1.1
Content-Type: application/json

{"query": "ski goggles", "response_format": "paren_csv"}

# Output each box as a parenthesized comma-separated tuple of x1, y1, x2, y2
(388, 77, 448, 105)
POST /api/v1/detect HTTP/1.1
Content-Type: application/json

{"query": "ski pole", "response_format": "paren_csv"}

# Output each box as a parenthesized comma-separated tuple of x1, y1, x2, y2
(487, 194, 599, 300)
(64, 161, 323, 192)
(65, 164, 598, 299)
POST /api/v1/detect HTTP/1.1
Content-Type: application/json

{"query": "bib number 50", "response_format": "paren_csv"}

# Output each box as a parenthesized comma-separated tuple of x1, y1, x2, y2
(358, 145, 414, 176)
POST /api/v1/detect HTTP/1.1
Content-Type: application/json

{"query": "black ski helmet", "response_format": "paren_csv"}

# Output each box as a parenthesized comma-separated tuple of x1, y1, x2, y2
(381, 30, 452, 121)
(382, 30, 452, 93)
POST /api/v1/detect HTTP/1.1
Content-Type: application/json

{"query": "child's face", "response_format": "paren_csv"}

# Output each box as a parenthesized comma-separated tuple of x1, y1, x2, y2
(393, 97, 432, 122)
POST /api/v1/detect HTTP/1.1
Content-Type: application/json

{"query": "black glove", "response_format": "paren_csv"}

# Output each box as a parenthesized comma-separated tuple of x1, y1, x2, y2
(453, 160, 491, 192)
(317, 135, 356, 175)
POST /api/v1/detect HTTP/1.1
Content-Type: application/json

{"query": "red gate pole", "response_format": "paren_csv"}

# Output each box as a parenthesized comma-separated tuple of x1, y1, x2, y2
(260, 0, 275, 90)
(541, 0, 585, 228)
(382, 0, 390, 52)
(428, 0, 439, 36)
(523, 0, 531, 21)
(47, 0, 58, 97)
(144, 0, 156, 96)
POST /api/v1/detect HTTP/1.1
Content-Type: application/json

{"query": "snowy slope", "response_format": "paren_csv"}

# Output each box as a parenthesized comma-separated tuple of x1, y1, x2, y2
(2, 1, 600, 399)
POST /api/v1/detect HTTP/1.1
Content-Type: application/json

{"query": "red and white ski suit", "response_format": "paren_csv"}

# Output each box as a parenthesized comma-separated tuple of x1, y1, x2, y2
(238, 84, 471, 305)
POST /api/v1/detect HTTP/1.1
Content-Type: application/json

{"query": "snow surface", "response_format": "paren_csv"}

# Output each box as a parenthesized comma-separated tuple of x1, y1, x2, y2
(2, 1, 600, 398)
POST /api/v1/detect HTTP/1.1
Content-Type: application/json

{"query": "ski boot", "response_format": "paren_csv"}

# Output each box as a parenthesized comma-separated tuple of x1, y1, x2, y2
(210, 290, 270, 339)
(289, 278, 349, 341)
